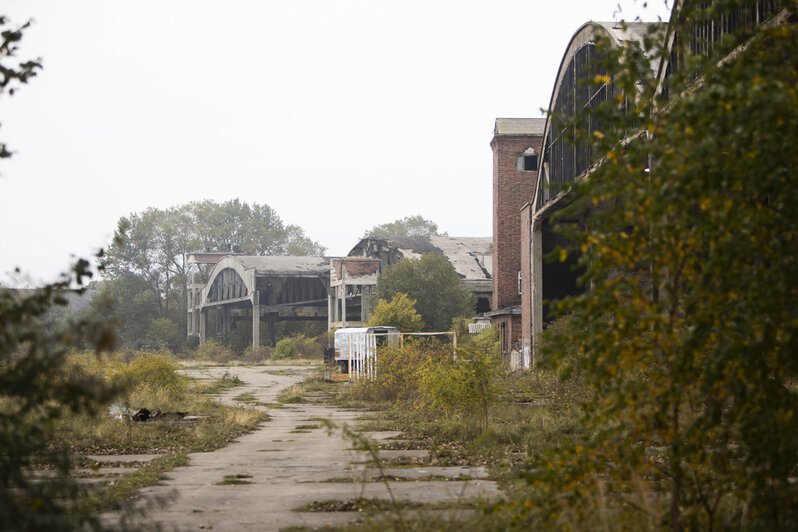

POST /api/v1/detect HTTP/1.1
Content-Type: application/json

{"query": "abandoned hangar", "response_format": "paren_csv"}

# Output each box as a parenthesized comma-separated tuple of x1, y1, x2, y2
(496, 2, 784, 368)
(186, 236, 493, 348)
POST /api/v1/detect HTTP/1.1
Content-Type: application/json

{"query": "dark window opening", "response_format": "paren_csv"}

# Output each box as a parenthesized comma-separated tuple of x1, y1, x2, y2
(517, 151, 539, 172)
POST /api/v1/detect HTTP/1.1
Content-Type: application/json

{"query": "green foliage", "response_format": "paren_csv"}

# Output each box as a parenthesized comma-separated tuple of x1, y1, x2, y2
(145, 317, 184, 352)
(193, 338, 235, 363)
(366, 292, 424, 332)
(347, 339, 504, 434)
(273, 337, 298, 360)
(527, 3, 798, 529)
(0, 19, 122, 528)
(101, 199, 326, 350)
(350, 340, 440, 404)
(242, 345, 272, 363)
(420, 347, 503, 432)
(0, 16, 41, 159)
(108, 352, 188, 404)
(471, 325, 500, 357)
(363, 215, 445, 239)
(1, 267, 120, 529)
(375, 254, 475, 331)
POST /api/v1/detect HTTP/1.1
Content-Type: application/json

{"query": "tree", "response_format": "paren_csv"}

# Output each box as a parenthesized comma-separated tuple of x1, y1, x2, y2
(103, 199, 326, 349)
(363, 215, 446, 238)
(528, 2, 798, 529)
(0, 16, 40, 160)
(375, 254, 474, 331)
(1, 17, 119, 528)
(366, 292, 423, 332)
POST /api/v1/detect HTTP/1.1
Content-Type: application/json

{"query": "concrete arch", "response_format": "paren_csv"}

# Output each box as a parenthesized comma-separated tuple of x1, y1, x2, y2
(201, 256, 255, 308)
(533, 22, 656, 216)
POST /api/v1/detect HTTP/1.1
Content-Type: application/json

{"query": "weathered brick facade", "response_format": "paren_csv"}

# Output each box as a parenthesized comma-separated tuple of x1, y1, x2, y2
(489, 118, 544, 353)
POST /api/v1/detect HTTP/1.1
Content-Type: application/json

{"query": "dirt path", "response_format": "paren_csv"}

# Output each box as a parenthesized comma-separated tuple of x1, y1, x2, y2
(118, 365, 501, 531)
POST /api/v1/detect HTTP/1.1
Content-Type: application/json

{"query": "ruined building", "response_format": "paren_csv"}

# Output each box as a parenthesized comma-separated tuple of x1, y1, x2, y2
(487, 118, 544, 365)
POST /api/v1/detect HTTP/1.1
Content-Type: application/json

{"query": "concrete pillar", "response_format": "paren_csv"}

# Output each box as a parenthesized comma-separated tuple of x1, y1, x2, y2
(341, 284, 347, 328)
(530, 221, 543, 368)
(252, 291, 260, 349)
(199, 308, 207, 344)
(360, 286, 369, 322)
(328, 292, 334, 330)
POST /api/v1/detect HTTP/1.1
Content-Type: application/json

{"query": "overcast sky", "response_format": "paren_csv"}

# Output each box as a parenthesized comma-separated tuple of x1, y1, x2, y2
(0, 0, 671, 287)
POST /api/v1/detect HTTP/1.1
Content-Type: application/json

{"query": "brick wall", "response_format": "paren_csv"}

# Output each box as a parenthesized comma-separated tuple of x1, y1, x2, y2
(491, 134, 542, 311)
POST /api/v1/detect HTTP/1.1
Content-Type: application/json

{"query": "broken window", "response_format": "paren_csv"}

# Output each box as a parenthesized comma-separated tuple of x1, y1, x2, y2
(516, 147, 539, 172)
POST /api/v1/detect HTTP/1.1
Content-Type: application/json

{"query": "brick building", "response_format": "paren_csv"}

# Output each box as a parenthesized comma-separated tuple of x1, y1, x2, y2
(488, 118, 544, 364)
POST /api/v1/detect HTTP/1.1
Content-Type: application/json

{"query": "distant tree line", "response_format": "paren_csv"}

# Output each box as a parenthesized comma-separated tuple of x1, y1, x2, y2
(95, 199, 325, 351)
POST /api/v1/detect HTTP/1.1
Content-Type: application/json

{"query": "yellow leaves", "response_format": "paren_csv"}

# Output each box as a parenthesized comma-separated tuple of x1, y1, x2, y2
(607, 150, 618, 164)
(594, 74, 610, 85)
(559, 248, 568, 262)
(699, 197, 711, 211)
(647, 123, 655, 134)
(684, 126, 694, 135)
(593, 130, 605, 139)
(753, 75, 763, 84)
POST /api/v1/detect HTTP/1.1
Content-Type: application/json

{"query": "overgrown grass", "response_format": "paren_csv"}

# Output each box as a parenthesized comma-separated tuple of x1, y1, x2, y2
(198, 371, 245, 394)
(74, 452, 189, 517)
(282, 339, 588, 530)
(52, 350, 274, 519)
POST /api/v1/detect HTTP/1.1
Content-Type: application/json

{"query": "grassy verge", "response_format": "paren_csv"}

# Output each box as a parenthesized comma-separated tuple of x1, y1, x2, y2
(285, 364, 586, 530)
(54, 353, 275, 519)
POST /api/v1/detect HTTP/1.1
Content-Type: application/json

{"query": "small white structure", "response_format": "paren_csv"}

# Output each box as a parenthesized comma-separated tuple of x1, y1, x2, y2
(333, 326, 400, 380)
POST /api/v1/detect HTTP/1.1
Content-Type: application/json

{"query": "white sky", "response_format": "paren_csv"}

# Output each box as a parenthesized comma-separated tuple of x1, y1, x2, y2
(0, 0, 671, 287)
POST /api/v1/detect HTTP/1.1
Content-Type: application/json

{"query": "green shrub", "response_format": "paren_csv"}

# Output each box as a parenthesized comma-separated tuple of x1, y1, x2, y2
(294, 334, 323, 359)
(242, 345, 272, 363)
(420, 347, 504, 432)
(194, 339, 235, 363)
(108, 352, 188, 404)
(366, 292, 424, 332)
(472, 325, 500, 356)
(145, 317, 183, 352)
(272, 337, 297, 360)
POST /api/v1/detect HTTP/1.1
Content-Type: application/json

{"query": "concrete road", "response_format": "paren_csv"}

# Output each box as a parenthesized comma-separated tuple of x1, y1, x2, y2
(117, 365, 501, 531)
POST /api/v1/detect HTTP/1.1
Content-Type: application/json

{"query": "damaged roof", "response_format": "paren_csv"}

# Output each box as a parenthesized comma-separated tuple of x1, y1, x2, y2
(235, 256, 330, 276)
(348, 236, 493, 282)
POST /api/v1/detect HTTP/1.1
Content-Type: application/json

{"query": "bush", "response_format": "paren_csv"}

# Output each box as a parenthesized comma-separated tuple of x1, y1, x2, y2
(108, 352, 188, 404)
(241, 345, 272, 363)
(194, 339, 235, 363)
(272, 337, 297, 360)
(420, 347, 503, 432)
(294, 334, 323, 359)
(366, 292, 424, 332)
(145, 317, 184, 352)
(471, 325, 500, 356)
